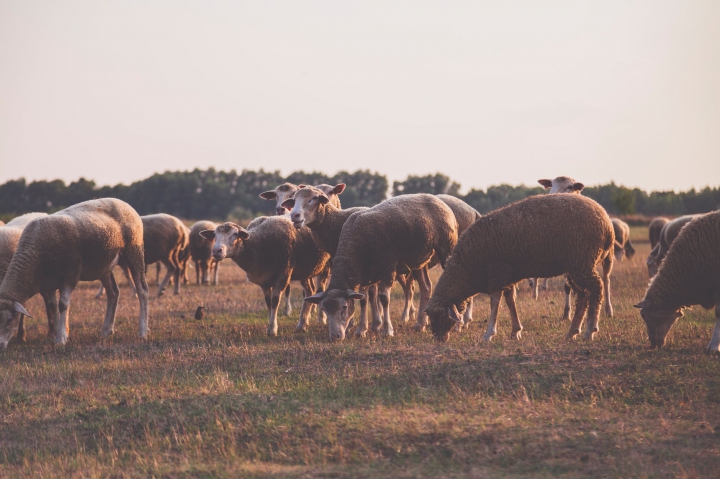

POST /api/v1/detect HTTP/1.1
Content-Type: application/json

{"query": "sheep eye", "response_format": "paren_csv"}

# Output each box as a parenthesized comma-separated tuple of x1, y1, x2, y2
(342, 305, 347, 310)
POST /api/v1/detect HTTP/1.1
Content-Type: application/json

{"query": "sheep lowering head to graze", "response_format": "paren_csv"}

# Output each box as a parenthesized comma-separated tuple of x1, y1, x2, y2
(648, 217, 670, 249)
(0, 198, 149, 349)
(646, 215, 699, 278)
(537, 176, 584, 194)
(200, 217, 329, 336)
(260, 182, 343, 215)
(635, 211, 720, 351)
(611, 218, 635, 261)
(424, 194, 614, 343)
(304, 194, 458, 341)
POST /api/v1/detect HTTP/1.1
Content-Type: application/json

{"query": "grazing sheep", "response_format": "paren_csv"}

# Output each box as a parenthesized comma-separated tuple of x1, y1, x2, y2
(646, 215, 700, 278)
(0, 213, 48, 341)
(189, 220, 221, 285)
(425, 194, 614, 342)
(200, 217, 330, 336)
(304, 194, 458, 341)
(635, 211, 720, 351)
(611, 218, 635, 261)
(648, 217, 670, 249)
(0, 198, 149, 348)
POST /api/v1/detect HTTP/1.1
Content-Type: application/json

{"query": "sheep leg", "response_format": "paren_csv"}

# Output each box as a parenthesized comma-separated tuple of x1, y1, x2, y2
(195, 260, 202, 285)
(282, 284, 292, 316)
(126, 246, 150, 339)
(211, 260, 219, 286)
(483, 291, 503, 341)
(315, 268, 330, 326)
(355, 286, 370, 338)
(157, 260, 176, 297)
(562, 280, 572, 321)
(706, 305, 720, 353)
(55, 285, 75, 345)
(413, 267, 432, 332)
(266, 281, 286, 337)
(171, 249, 182, 295)
(377, 284, 394, 337)
(100, 272, 120, 337)
(295, 278, 316, 333)
(567, 287, 590, 340)
(41, 290, 59, 338)
(95, 282, 105, 298)
(120, 264, 137, 297)
(582, 272, 604, 341)
(397, 273, 416, 324)
(542, 278, 549, 290)
(454, 295, 474, 332)
(602, 253, 614, 318)
(504, 287, 523, 340)
(530, 278, 539, 300)
(369, 284, 383, 333)
(155, 263, 162, 286)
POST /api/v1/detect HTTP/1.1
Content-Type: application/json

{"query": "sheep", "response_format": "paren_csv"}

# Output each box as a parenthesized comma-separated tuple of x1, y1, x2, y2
(189, 220, 220, 285)
(646, 215, 700, 278)
(281, 184, 382, 335)
(200, 216, 330, 336)
(260, 182, 343, 215)
(425, 194, 614, 342)
(611, 218, 635, 261)
(0, 198, 149, 348)
(304, 194, 458, 341)
(0, 213, 48, 341)
(634, 211, 720, 352)
(648, 217, 670, 249)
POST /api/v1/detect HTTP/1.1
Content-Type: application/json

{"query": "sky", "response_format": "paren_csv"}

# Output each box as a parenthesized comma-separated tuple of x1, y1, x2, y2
(0, 0, 718, 193)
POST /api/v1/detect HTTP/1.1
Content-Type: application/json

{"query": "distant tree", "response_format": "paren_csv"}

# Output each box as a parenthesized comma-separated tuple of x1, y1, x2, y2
(392, 173, 460, 197)
(612, 187, 636, 215)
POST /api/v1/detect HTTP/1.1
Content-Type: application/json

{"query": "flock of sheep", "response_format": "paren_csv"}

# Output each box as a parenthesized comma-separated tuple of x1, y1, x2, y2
(0, 175, 718, 353)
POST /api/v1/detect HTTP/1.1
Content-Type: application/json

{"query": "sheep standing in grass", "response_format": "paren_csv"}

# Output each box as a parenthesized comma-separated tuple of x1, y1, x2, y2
(0, 198, 149, 348)
(425, 194, 614, 342)
(201, 217, 330, 336)
(635, 211, 720, 351)
(189, 220, 220, 285)
(304, 194, 458, 341)
(0, 213, 48, 341)
(648, 217, 670, 249)
(611, 218, 635, 261)
(646, 215, 699, 278)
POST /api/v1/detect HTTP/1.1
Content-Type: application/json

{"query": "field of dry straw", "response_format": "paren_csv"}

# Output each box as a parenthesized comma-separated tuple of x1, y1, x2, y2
(1, 226, 719, 478)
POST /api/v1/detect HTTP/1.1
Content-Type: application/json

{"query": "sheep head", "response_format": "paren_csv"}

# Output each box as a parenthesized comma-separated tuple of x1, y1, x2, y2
(259, 182, 300, 215)
(282, 186, 331, 229)
(199, 223, 249, 262)
(538, 177, 584, 194)
(426, 301, 463, 342)
(305, 288, 364, 341)
(0, 300, 31, 350)
(634, 299, 683, 348)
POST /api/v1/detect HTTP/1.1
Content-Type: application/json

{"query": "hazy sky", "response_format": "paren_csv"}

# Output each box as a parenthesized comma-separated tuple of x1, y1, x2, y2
(1, 1, 718, 192)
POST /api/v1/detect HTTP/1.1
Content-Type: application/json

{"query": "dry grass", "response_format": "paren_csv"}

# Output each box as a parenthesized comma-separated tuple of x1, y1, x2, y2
(1, 231, 719, 478)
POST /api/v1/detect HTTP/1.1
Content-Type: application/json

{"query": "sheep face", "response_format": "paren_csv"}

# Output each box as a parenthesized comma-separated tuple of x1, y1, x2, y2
(0, 300, 30, 350)
(282, 187, 329, 229)
(259, 183, 299, 215)
(199, 223, 249, 262)
(305, 289, 364, 341)
(635, 300, 683, 348)
(426, 302, 463, 342)
(538, 177, 584, 194)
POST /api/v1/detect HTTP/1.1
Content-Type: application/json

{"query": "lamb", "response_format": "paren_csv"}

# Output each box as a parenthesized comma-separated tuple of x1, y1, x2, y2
(634, 211, 720, 351)
(0, 198, 149, 348)
(304, 194, 458, 341)
(611, 218, 635, 261)
(424, 194, 614, 342)
(189, 220, 220, 285)
(648, 217, 670, 249)
(646, 215, 699, 278)
(0, 213, 48, 341)
(200, 216, 330, 336)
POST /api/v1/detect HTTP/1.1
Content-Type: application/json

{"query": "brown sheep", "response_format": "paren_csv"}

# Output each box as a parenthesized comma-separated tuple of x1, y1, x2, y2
(304, 194, 458, 341)
(189, 220, 220, 285)
(646, 215, 700, 278)
(260, 182, 342, 215)
(611, 218, 635, 261)
(635, 211, 720, 351)
(425, 194, 614, 342)
(0, 199, 149, 348)
(200, 217, 330, 336)
(648, 217, 670, 249)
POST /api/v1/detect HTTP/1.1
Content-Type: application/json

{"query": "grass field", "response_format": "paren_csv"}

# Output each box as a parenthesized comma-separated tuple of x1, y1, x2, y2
(1, 231, 719, 478)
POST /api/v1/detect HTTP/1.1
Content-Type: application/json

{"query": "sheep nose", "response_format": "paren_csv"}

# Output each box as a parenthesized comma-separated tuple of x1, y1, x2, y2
(291, 212, 300, 221)
(276, 207, 286, 215)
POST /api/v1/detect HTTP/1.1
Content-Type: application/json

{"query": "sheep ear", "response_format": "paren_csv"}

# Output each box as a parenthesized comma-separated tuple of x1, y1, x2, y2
(317, 194, 330, 205)
(13, 302, 31, 318)
(572, 182, 585, 192)
(332, 183, 346, 195)
(234, 229, 250, 240)
(259, 191, 277, 200)
(199, 230, 215, 240)
(538, 179, 552, 189)
(298, 184, 307, 189)
(281, 198, 295, 209)
(346, 290, 364, 300)
(304, 292, 326, 304)
(447, 304, 463, 323)
(634, 299, 651, 309)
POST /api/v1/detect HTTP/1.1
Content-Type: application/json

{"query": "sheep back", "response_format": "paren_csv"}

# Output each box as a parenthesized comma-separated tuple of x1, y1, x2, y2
(436, 194, 481, 236)
(648, 217, 669, 249)
(140, 214, 188, 265)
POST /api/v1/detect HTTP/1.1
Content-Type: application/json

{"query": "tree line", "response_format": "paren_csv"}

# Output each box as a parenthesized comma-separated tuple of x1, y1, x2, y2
(0, 168, 718, 222)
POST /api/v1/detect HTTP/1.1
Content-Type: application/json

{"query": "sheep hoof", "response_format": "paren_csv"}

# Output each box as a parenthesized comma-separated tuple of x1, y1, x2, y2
(706, 343, 720, 354)
(355, 330, 367, 338)
(412, 324, 426, 333)
(483, 332, 495, 341)
(584, 331, 596, 341)
(295, 324, 308, 333)
(566, 330, 580, 340)
(605, 308, 614, 318)
(157, 290, 165, 298)
(267, 328, 278, 337)
(453, 323, 463, 333)
(562, 312, 571, 321)
(101, 328, 114, 338)
(384, 330, 394, 337)
(511, 330, 522, 340)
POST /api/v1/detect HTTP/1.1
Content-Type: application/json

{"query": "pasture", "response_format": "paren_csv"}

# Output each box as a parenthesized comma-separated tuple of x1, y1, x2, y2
(1, 228, 719, 478)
